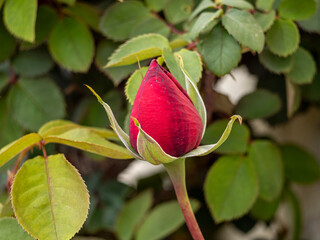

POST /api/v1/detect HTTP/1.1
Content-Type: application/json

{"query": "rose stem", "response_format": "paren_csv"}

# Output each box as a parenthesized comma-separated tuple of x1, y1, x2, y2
(164, 158, 205, 240)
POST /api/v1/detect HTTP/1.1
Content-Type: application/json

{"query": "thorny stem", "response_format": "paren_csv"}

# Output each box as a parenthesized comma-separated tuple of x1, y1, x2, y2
(164, 158, 205, 240)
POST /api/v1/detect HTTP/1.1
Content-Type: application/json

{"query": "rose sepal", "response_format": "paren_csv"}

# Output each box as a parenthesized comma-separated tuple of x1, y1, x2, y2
(85, 85, 142, 160)
(178, 55, 207, 137)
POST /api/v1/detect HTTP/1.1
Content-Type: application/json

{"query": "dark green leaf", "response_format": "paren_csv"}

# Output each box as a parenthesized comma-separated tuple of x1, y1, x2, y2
(106, 34, 170, 67)
(285, 189, 302, 240)
(145, 0, 165, 12)
(0, 217, 33, 240)
(63, 2, 101, 32)
(286, 47, 316, 85)
(301, 72, 320, 101)
(202, 120, 249, 154)
(236, 89, 282, 119)
(189, 10, 222, 40)
(220, 0, 254, 10)
(48, 17, 94, 72)
(136, 200, 200, 240)
(12, 47, 54, 78)
(222, 8, 264, 52)
(7, 78, 66, 131)
(95, 40, 137, 86)
(254, 10, 276, 32)
(116, 190, 153, 240)
(280, 144, 320, 183)
(248, 140, 284, 201)
(20, 5, 58, 50)
(259, 48, 293, 74)
(3, 0, 37, 42)
(0, 20, 16, 63)
(256, 0, 275, 11)
(100, 1, 152, 41)
(279, 0, 317, 21)
(251, 198, 280, 221)
(56, 0, 75, 6)
(131, 17, 170, 38)
(204, 155, 258, 223)
(298, 1, 320, 33)
(189, 0, 215, 21)
(266, 19, 300, 57)
(164, 0, 194, 24)
(199, 24, 241, 76)
(0, 73, 8, 91)
(0, 99, 23, 148)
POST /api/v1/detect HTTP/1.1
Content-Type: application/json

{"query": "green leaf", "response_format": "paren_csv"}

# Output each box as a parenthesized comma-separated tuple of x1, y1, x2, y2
(251, 198, 280, 221)
(176, 49, 202, 83)
(125, 67, 148, 105)
(280, 144, 320, 183)
(204, 155, 258, 223)
(0, 217, 33, 240)
(254, 10, 276, 32)
(116, 190, 153, 240)
(0, 73, 8, 91)
(202, 120, 249, 154)
(222, 8, 264, 52)
(285, 79, 301, 118)
(12, 154, 89, 240)
(63, 2, 101, 32)
(182, 115, 241, 158)
(20, 5, 58, 50)
(220, 0, 253, 10)
(100, 1, 152, 41)
(44, 128, 132, 159)
(279, 0, 317, 21)
(256, 0, 275, 11)
(286, 47, 316, 85)
(164, 0, 194, 24)
(0, 133, 42, 168)
(259, 48, 293, 74)
(199, 24, 241, 76)
(7, 78, 66, 131)
(86, 85, 141, 159)
(130, 17, 170, 39)
(135, 200, 200, 240)
(95, 40, 138, 86)
(298, 1, 320, 33)
(0, 20, 16, 62)
(106, 34, 170, 67)
(189, 10, 222, 40)
(3, 0, 37, 42)
(236, 89, 282, 119)
(0, 99, 23, 148)
(189, 0, 215, 21)
(248, 140, 284, 201)
(145, 0, 165, 12)
(56, 0, 75, 6)
(266, 19, 300, 57)
(12, 47, 54, 78)
(48, 17, 94, 72)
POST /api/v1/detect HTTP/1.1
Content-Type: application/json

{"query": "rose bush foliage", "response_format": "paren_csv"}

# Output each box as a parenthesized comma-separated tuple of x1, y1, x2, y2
(0, 0, 320, 239)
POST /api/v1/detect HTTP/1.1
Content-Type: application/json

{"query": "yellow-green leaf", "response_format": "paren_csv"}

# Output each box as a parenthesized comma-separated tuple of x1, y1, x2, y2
(0, 133, 42, 168)
(12, 154, 89, 240)
(44, 128, 132, 159)
(106, 34, 170, 67)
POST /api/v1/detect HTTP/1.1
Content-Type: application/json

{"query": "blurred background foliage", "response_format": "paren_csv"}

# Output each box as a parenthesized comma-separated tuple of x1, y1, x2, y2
(0, 0, 320, 239)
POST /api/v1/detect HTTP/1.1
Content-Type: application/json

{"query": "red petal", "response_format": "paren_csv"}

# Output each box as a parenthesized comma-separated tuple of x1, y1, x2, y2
(129, 60, 203, 157)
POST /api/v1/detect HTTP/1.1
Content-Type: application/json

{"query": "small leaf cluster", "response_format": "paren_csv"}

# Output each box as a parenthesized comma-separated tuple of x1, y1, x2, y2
(0, 0, 320, 239)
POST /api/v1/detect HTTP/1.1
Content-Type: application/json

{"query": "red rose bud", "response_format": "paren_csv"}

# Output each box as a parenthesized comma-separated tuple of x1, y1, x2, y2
(129, 59, 203, 157)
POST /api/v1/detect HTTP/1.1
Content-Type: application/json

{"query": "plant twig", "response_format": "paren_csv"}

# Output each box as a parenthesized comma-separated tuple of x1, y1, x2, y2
(164, 158, 204, 240)
(152, 12, 186, 35)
